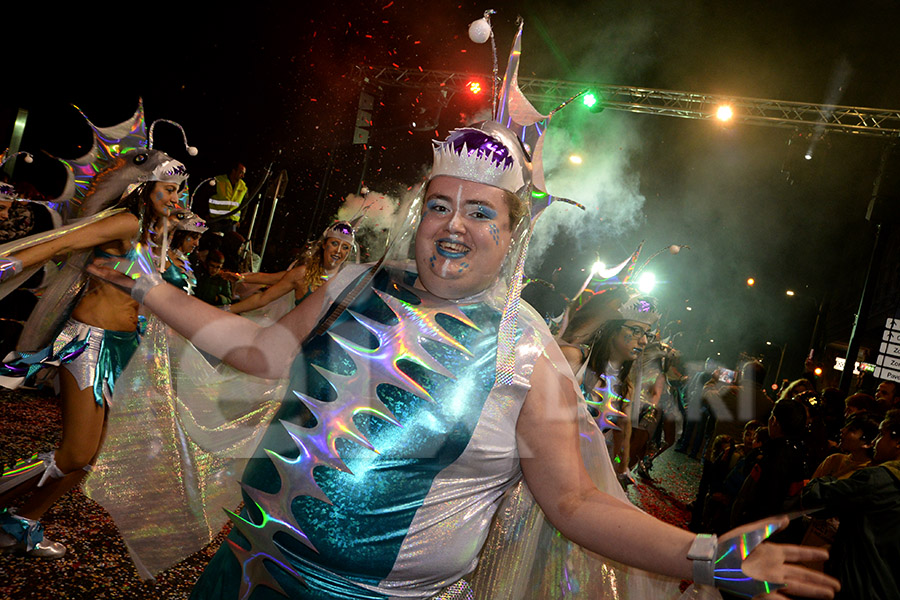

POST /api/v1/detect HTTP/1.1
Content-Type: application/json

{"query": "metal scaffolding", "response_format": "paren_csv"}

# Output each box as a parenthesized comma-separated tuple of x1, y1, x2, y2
(351, 65, 900, 138)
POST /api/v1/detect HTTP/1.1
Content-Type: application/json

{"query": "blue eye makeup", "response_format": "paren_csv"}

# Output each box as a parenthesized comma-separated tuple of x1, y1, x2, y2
(472, 205, 497, 219)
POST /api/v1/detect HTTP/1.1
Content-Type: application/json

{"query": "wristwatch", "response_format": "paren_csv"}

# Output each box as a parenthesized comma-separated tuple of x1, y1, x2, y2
(687, 533, 717, 586)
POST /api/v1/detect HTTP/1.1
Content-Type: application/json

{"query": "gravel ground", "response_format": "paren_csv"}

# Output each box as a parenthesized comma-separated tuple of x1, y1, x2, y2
(1, 385, 699, 599)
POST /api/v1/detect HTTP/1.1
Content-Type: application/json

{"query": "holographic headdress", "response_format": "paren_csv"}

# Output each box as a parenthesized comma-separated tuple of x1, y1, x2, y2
(428, 18, 586, 386)
(51, 103, 195, 220)
(0, 182, 15, 201)
(322, 220, 356, 245)
(617, 294, 661, 327)
(173, 210, 208, 233)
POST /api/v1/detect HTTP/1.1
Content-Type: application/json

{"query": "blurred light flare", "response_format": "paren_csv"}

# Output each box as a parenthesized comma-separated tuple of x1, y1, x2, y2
(637, 271, 657, 293)
(716, 105, 734, 121)
(592, 260, 606, 274)
(746, 277, 755, 286)
(569, 154, 583, 165)
(786, 290, 796, 296)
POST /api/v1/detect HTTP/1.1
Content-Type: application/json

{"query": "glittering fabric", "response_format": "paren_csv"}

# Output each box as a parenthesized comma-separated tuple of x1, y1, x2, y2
(191, 265, 547, 600)
(467, 399, 705, 600)
(83, 315, 284, 579)
(52, 318, 142, 407)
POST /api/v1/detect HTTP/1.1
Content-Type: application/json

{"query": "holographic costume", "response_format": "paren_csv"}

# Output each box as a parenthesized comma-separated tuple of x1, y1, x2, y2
(163, 261, 195, 293)
(191, 264, 551, 599)
(52, 318, 142, 407)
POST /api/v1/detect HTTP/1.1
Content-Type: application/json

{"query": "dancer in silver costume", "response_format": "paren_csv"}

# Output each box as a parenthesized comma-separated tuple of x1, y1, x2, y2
(0, 107, 193, 559)
(230, 220, 357, 313)
(87, 20, 839, 600)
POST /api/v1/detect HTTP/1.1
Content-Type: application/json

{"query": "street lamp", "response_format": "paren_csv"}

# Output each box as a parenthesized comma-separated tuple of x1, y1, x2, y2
(785, 288, 826, 357)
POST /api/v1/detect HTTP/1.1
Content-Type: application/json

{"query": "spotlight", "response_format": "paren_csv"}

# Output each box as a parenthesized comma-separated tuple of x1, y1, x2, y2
(637, 271, 656, 293)
(582, 90, 604, 113)
(715, 105, 734, 121)
(746, 277, 755, 287)
(569, 155, 583, 165)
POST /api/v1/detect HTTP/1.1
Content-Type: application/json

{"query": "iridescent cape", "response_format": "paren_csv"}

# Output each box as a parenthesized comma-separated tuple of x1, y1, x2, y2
(83, 314, 285, 579)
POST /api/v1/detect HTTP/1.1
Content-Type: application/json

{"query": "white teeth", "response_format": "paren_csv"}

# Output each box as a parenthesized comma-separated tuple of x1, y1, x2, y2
(438, 241, 468, 252)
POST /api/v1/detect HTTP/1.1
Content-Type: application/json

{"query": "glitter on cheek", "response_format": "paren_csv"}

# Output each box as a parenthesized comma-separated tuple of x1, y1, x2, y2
(489, 223, 500, 245)
(457, 262, 469, 274)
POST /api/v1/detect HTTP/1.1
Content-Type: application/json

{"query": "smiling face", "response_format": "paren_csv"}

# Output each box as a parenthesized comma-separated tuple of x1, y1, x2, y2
(414, 176, 514, 300)
(321, 237, 352, 272)
(148, 181, 180, 218)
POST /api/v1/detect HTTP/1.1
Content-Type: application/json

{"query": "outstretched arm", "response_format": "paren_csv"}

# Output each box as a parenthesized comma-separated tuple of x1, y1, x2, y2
(87, 260, 329, 379)
(8, 212, 139, 268)
(239, 270, 286, 286)
(228, 266, 306, 314)
(516, 342, 839, 598)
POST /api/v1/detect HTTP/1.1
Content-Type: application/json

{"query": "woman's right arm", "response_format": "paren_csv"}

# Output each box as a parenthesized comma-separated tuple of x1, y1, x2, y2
(8, 213, 140, 267)
(228, 266, 306, 314)
(239, 270, 285, 286)
(87, 260, 330, 379)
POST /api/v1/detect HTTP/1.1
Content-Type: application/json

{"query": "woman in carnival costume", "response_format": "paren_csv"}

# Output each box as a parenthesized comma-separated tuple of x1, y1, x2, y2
(229, 220, 357, 315)
(0, 106, 194, 559)
(87, 19, 837, 600)
(165, 210, 208, 294)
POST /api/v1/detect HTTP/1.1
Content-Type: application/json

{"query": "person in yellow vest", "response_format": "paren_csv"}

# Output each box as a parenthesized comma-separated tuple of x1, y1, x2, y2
(208, 163, 247, 232)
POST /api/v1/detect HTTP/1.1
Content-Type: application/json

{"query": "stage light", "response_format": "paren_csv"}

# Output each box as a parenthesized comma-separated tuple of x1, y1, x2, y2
(592, 260, 606, 274)
(804, 151, 813, 160)
(686, 306, 692, 311)
(569, 154, 583, 165)
(715, 104, 733, 121)
(786, 290, 795, 296)
(467, 80, 483, 95)
(746, 277, 755, 286)
(582, 90, 604, 113)
(637, 271, 656, 293)
(814, 367, 823, 376)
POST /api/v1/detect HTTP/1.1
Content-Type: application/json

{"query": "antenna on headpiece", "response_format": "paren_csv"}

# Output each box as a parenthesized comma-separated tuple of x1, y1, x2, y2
(148, 119, 198, 156)
(0, 150, 33, 169)
(189, 177, 218, 210)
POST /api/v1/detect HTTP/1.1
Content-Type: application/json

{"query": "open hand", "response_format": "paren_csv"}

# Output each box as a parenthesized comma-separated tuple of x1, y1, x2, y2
(727, 516, 840, 599)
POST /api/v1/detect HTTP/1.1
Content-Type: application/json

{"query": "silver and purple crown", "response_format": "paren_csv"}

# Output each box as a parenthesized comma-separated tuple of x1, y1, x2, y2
(431, 123, 527, 195)
(617, 295, 661, 326)
(430, 18, 583, 220)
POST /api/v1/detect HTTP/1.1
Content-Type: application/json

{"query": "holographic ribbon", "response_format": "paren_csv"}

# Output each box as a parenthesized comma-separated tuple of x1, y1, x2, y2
(0, 333, 90, 385)
(0, 454, 46, 495)
(494, 221, 534, 387)
(0, 257, 23, 282)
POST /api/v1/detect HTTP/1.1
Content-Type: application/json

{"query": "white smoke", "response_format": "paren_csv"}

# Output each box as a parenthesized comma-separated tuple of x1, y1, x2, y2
(337, 189, 401, 261)
(527, 109, 647, 269)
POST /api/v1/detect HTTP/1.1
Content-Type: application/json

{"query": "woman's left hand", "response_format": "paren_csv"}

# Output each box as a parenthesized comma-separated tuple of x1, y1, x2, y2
(725, 516, 840, 599)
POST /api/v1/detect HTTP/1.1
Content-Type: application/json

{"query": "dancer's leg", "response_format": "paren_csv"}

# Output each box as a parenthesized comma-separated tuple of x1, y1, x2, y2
(16, 368, 106, 521)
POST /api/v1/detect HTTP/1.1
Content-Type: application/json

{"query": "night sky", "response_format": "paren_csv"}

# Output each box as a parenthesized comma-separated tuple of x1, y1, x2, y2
(4, 1, 900, 381)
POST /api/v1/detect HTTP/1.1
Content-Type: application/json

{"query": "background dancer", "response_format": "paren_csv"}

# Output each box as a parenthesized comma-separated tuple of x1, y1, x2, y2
(0, 108, 193, 558)
(226, 220, 355, 314)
